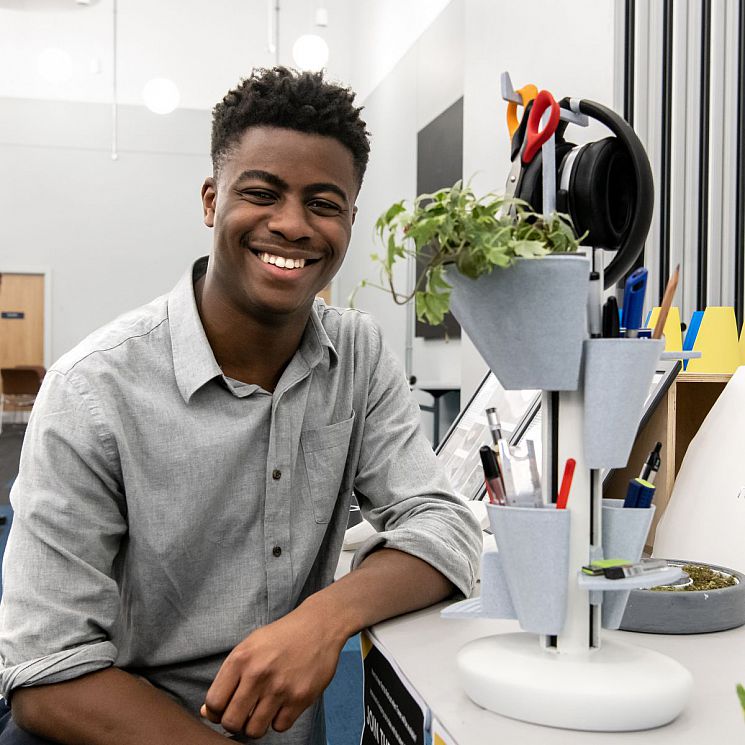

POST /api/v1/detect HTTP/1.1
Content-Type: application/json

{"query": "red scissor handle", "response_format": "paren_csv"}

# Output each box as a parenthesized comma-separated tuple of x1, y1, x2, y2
(522, 89, 560, 165)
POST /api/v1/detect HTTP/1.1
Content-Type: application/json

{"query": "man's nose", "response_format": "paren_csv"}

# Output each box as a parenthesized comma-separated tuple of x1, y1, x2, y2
(266, 199, 312, 242)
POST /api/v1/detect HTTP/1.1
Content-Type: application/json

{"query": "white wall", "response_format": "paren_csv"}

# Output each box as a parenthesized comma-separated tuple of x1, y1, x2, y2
(335, 0, 464, 392)
(0, 97, 211, 363)
(460, 0, 618, 402)
(346, 0, 451, 102)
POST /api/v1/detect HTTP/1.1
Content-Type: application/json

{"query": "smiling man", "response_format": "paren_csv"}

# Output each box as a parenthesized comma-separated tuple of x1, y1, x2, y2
(0, 68, 481, 745)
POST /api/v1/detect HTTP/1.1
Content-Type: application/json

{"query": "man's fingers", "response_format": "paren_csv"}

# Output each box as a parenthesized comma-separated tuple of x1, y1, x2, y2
(203, 665, 241, 723)
(244, 695, 282, 740)
(218, 681, 259, 734)
(200, 703, 221, 724)
(272, 704, 304, 733)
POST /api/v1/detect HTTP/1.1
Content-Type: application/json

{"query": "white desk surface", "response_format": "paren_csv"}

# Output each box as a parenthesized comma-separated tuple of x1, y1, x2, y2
(338, 547, 745, 743)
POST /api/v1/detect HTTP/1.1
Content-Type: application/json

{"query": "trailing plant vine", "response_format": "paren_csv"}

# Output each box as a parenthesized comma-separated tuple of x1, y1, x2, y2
(352, 180, 583, 326)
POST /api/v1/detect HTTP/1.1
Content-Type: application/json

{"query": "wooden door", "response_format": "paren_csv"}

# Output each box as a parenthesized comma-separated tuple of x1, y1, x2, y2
(0, 273, 45, 369)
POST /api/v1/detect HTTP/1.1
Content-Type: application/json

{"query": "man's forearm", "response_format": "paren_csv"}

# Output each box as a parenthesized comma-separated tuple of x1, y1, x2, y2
(12, 667, 226, 745)
(301, 547, 456, 642)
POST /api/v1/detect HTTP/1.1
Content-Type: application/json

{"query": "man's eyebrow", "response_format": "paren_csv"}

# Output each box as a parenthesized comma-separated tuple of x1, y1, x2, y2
(233, 170, 289, 190)
(304, 182, 349, 205)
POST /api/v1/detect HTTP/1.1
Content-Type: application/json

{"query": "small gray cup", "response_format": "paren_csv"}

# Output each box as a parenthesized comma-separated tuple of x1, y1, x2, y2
(601, 499, 656, 629)
(583, 338, 664, 468)
(487, 503, 570, 634)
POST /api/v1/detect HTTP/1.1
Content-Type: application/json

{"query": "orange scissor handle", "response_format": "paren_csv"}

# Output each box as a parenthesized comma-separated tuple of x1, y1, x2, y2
(522, 89, 560, 165)
(506, 83, 538, 138)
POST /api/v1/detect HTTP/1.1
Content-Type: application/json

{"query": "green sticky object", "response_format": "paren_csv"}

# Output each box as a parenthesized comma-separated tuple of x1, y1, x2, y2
(737, 684, 745, 716)
(581, 559, 632, 576)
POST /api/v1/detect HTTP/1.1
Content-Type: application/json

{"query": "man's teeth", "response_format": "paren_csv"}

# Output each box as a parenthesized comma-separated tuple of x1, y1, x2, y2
(258, 252, 307, 269)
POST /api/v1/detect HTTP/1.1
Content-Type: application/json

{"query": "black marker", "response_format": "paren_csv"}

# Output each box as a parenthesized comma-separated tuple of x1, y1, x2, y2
(639, 442, 662, 485)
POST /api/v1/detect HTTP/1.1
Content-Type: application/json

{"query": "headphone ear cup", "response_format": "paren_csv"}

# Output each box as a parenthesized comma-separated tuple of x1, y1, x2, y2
(514, 141, 575, 214)
(568, 137, 634, 250)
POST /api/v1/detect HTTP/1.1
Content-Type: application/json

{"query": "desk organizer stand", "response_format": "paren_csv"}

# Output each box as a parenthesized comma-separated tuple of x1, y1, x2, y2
(442, 74, 693, 732)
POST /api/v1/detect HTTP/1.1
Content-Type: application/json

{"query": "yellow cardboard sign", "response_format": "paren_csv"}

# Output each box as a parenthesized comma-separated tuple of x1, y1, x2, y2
(647, 306, 682, 351)
(687, 306, 741, 373)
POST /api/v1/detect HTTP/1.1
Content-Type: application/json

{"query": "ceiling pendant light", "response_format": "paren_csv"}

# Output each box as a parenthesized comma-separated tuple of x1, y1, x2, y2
(292, 3, 329, 71)
(292, 34, 328, 71)
(142, 77, 180, 115)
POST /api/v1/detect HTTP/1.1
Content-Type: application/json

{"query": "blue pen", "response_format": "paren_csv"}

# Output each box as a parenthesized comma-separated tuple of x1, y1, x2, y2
(622, 267, 648, 338)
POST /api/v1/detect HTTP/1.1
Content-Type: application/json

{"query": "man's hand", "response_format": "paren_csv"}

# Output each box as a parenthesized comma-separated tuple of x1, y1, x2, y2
(202, 548, 455, 739)
(201, 601, 346, 738)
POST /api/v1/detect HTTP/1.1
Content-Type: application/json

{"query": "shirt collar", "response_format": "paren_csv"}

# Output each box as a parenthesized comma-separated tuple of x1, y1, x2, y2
(168, 257, 223, 403)
(168, 257, 338, 403)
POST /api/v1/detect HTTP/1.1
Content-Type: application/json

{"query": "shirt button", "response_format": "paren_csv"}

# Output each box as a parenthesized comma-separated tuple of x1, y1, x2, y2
(272, 546, 282, 557)
(272, 469, 282, 481)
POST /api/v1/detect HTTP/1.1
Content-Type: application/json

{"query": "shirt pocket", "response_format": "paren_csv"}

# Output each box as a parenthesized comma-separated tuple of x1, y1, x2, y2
(300, 411, 355, 524)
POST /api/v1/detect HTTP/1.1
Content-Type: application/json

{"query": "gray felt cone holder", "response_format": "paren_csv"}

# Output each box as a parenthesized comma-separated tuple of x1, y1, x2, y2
(480, 548, 517, 619)
(582, 339, 664, 469)
(487, 504, 570, 635)
(601, 499, 656, 629)
(445, 255, 590, 391)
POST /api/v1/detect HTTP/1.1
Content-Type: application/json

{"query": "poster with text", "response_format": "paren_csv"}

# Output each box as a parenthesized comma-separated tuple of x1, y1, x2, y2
(360, 631, 428, 745)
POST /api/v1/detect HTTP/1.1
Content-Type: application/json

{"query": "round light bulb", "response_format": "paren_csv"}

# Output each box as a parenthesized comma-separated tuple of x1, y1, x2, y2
(37, 48, 73, 84)
(141, 78, 180, 115)
(292, 34, 329, 72)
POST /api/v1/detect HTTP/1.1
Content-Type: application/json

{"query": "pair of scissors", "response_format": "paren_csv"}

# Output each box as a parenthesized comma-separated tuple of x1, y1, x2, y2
(506, 83, 538, 138)
(504, 89, 561, 203)
(522, 89, 561, 165)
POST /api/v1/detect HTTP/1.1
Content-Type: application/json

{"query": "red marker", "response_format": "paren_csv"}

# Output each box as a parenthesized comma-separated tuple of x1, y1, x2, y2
(556, 458, 576, 509)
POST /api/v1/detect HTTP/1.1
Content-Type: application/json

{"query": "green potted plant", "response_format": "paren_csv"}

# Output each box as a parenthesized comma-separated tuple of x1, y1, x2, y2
(355, 180, 591, 391)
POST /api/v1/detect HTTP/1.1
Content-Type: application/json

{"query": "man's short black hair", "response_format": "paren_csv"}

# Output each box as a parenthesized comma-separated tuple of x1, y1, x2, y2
(211, 66, 371, 186)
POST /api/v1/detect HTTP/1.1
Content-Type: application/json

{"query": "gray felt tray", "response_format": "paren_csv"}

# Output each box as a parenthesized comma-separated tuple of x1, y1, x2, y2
(620, 560, 745, 634)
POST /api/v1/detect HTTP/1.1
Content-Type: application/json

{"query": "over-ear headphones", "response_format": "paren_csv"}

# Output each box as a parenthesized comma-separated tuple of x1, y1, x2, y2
(512, 98, 654, 289)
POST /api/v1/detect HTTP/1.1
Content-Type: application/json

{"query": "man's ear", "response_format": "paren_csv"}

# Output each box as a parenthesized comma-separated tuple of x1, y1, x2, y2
(351, 205, 358, 226)
(201, 177, 216, 227)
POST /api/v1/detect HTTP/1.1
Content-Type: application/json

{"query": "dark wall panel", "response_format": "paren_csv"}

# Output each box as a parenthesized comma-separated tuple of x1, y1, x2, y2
(415, 96, 463, 339)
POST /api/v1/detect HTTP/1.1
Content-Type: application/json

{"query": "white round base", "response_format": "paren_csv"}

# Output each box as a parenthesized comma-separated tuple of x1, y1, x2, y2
(457, 633, 692, 731)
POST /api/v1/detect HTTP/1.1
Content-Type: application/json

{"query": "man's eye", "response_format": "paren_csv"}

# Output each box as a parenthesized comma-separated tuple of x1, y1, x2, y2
(240, 189, 275, 202)
(308, 200, 342, 216)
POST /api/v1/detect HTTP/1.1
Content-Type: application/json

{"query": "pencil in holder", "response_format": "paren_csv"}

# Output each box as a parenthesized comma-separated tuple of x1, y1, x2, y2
(480, 548, 517, 619)
(600, 498, 656, 629)
(487, 503, 570, 635)
(582, 338, 664, 469)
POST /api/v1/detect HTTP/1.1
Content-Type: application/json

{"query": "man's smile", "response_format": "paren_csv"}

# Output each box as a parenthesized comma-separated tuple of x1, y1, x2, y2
(247, 246, 322, 275)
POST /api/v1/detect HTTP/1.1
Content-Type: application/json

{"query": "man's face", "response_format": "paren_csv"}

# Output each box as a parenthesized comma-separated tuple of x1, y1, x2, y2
(201, 126, 357, 323)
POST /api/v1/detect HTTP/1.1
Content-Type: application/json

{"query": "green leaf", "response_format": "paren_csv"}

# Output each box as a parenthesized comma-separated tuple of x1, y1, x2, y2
(737, 684, 745, 715)
(362, 177, 582, 326)
(510, 239, 551, 259)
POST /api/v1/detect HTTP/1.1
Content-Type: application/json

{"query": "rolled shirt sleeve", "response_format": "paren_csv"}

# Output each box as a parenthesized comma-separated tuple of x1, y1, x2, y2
(0, 370, 126, 699)
(350, 324, 482, 599)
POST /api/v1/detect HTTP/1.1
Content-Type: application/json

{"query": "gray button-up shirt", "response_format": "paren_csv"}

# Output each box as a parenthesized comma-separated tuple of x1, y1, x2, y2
(0, 258, 481, 744)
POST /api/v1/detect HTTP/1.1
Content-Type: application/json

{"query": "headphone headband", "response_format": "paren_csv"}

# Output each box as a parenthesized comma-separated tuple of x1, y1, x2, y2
(513, 98, 654, 289)
(575, 100, 654, 288)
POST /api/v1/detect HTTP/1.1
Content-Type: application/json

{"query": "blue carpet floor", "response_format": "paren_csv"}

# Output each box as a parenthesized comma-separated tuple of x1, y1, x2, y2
(0, 505, 12, 598)
(324, 634, 364, 744)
